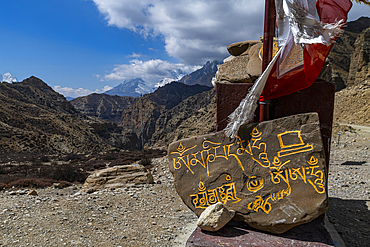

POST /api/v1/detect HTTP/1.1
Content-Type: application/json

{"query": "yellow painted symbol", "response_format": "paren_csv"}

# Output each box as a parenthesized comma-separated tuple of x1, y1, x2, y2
(251, 127, 262, 138)
(177, 143, 184, 152)
(246, 176, 264, 193)
(271, 156, 290, 171)
(198, 181, 206, 191)
(307, 156, 318, 165)
(226, 175, 232, 181)
(170, 142, 197, 156)
(277, 131, 313, 157)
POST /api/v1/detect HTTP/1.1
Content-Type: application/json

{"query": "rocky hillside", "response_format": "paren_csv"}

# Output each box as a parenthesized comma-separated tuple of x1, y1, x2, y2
(333, 79, 370, 126)
(347, 26, 370, 87)
(72, 82, 214, 148)
(328, 17, 370, 89)
(69, 93, 136, 124)
(0, 77, 141, 153)
(149, 88, 216, 148)
(120, 83, 214, 147)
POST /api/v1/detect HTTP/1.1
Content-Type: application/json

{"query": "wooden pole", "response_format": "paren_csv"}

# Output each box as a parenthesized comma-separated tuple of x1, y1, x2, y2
(259, 0, 276, 122)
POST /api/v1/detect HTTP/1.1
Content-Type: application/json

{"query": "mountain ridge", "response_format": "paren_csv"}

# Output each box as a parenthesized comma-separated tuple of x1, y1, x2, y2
(103, 60, 220, 97)
(0, 77, 142, 153)
(328, 16, 370, 88)
(71, 81, 213, 146)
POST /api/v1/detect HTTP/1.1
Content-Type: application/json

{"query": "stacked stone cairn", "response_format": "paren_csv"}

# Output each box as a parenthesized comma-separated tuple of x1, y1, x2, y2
(212, 40, 263, 86)
(212, 40, 332, 86)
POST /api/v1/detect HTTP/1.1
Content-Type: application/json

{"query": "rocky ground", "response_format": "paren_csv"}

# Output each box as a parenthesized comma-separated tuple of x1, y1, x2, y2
(0, 156, 198, 247)
(326, 125, 370, 247)
(333, 80, 370, 126)
(0, 124, 369, 246)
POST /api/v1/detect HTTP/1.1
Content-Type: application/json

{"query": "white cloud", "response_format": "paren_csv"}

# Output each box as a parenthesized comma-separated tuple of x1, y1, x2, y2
(101, 59, 200, 87)
(92, 0, 369, 86)
(54, 85, 113, 98)
(92, 1, 369, 65)
(92, 0, 264, 65)
(126, 52, 144, 58)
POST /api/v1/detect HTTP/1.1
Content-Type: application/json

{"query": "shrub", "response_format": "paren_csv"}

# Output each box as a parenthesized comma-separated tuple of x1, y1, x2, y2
(5, 178, 72, 189)
(40, 155, 50, 163)
(17, 164, 30, 177)
(140, 156, 153, 169)
(52, 164, 87, 183)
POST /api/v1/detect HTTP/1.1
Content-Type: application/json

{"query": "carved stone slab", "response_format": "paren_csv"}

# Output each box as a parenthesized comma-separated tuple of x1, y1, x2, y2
(168, 113, 328, 234)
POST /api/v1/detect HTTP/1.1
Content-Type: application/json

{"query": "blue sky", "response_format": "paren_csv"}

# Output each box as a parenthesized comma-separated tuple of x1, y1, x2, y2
(0, 0, 369, 98)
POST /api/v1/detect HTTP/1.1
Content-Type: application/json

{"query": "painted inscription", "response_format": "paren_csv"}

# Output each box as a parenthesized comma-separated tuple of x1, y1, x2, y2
(248, 156, 325, 214)
(170, 126, 325, 214)
(190, 175, 241, 209)
(170, 139, 245, 177)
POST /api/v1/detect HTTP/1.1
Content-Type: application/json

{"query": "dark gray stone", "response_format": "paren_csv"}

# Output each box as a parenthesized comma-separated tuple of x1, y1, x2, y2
(168, 112, 328, 234)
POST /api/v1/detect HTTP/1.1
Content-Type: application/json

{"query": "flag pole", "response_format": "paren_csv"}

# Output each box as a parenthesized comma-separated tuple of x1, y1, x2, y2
(259, 0, 276, 122)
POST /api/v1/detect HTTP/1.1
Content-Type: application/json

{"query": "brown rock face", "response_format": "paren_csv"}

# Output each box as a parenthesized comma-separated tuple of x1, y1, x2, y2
(347, 27, 370, 87)
(334, 80, 370, 126)
(328, 17, 370, 87)
(80, 164, 154, 193)
(168, 113, 328, 234)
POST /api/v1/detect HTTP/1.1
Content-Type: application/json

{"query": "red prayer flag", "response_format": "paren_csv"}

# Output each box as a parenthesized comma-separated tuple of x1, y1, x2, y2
(259, 0, 352, 101)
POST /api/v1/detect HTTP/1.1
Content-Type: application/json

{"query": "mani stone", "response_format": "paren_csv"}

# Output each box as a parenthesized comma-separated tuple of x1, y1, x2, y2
(168, 112, 328, 234)
(216, 42, 263, 83)
(80, 164, 154, 193)
(197, 202, 235, 232)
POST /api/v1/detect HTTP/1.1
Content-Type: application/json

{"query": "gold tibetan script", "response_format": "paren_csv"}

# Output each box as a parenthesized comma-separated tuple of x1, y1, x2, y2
(170, 125, 326, 214)
(190, 175, 241, 209)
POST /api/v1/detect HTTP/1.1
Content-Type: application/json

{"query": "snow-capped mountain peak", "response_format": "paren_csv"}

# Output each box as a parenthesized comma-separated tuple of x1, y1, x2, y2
(105, 78, 154, 97)
(1, 72, 18, 83)
(179, 60, 222, 87)
(103, 60, 220, 97)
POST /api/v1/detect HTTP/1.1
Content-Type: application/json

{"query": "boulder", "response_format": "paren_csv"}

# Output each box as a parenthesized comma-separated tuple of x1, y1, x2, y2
(227, 40, 261, 56)
(168, 112, 328, 234)
(27, 190, 38, 196)
(53, 183, 63, 189)
(197, 202, 235, 231)
(80, 164, 154, 193)
(216, 42, 263, 83)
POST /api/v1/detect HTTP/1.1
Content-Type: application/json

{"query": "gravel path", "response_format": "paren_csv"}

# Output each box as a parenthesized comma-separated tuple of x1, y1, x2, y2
(326, 126, 370, 247)
(1, 125, 369, 247)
